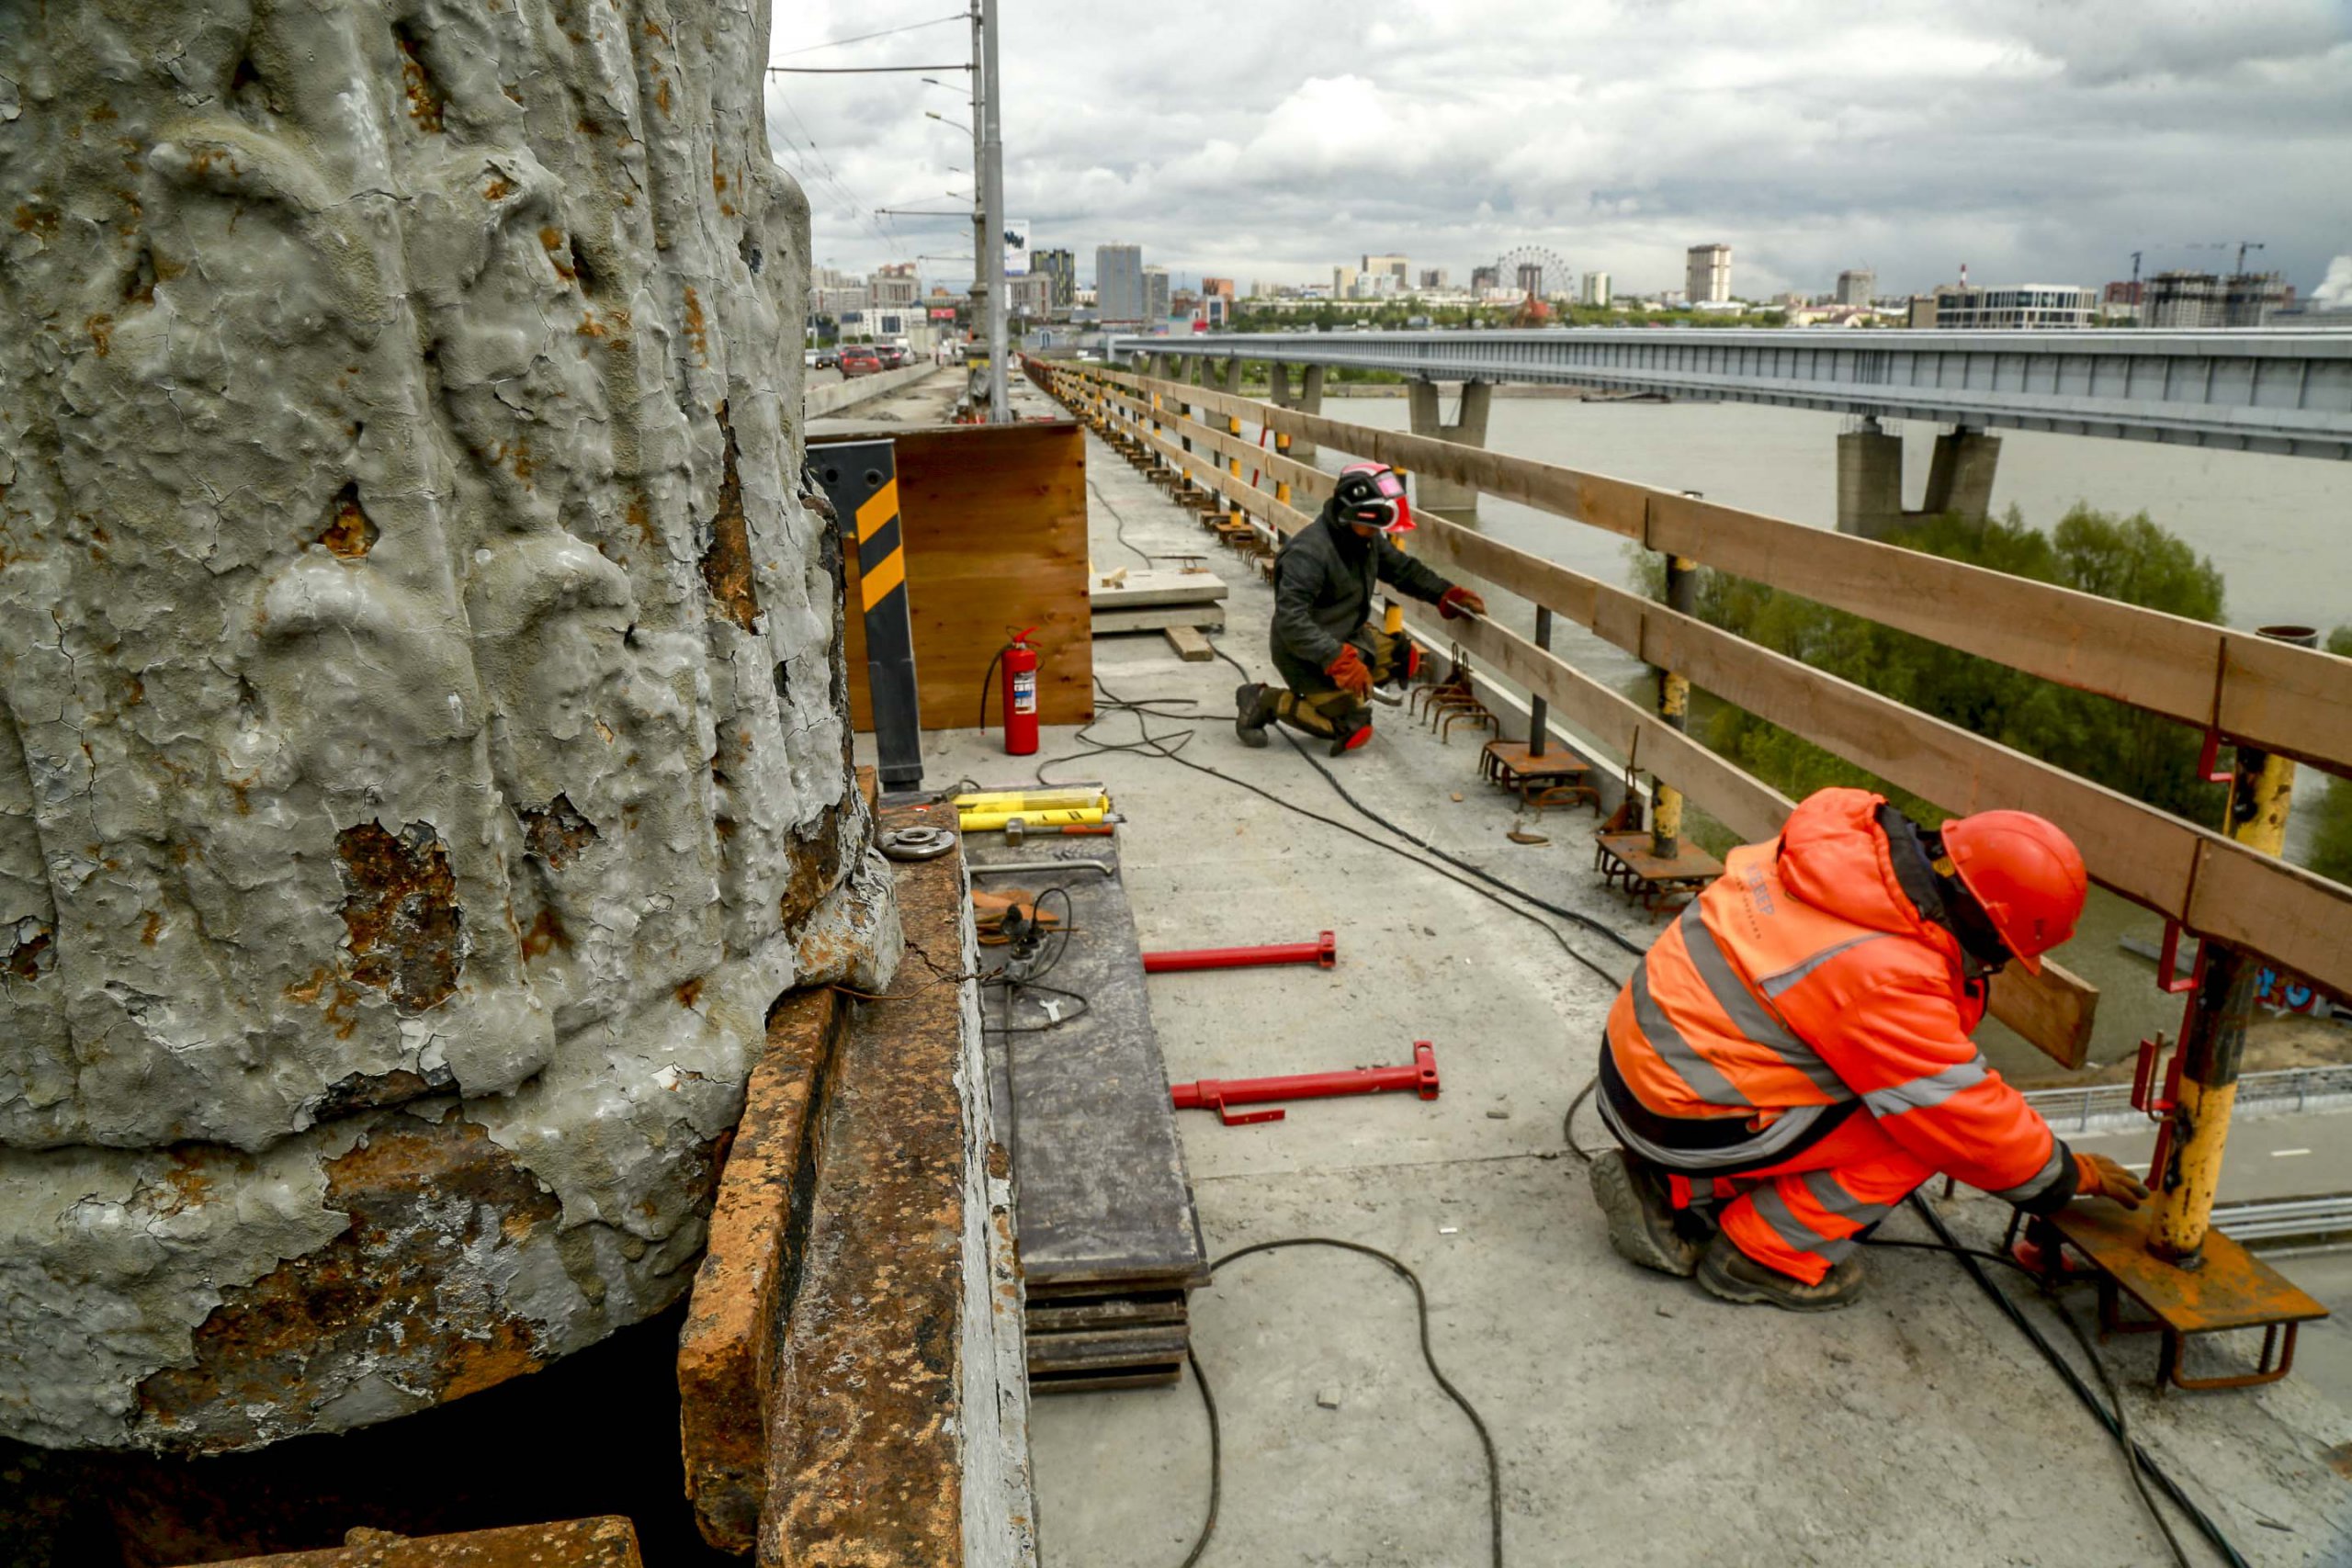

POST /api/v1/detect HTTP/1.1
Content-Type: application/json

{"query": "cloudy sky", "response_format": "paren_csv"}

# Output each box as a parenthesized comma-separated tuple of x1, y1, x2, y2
(763, 0, 2352, 300)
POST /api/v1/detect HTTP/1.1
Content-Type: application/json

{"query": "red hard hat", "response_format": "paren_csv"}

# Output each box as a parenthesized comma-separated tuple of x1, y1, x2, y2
(1939, 810, 2086, 974)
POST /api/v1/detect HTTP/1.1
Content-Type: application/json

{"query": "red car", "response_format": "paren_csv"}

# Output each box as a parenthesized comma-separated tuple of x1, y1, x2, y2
(836, 346, 883, 378)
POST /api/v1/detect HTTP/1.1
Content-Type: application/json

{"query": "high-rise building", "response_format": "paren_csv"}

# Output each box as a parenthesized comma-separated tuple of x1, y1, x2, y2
(1332, 264, 1360, 298)
(1923, 284, 2098, 330)
(1035, 248, 1077, 314)
(2148, 270, 2292, 328)
(1515, 262, 1544, 299)
(1579, 271, 1611, 306)
(1006, 275, 1054, 321)
(1419, 267, 1448, 290)
(1363, 253, 1409, 287)
(1096, 243, 1144, 322)
(1201, 276, 1236, 302)
(1141, 264, 1170, 322)
(1469, 265, 1500, 291)
(1835, 268, 1874, 306)
(1686, 243, 1732, 304)
(869, 262, 919, 309)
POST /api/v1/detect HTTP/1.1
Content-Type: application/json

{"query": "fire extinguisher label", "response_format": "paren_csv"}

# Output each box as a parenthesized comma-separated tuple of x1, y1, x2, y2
(1012, 671, 1037, 715)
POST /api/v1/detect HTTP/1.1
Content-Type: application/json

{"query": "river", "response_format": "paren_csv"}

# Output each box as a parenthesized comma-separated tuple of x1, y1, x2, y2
(1287, 394, 2350, 1080)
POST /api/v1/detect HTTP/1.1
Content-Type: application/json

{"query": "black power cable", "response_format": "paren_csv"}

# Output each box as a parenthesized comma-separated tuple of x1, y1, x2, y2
(1894, 1198, 2246, 1568)
(1179, 1238, 1505, 1568)
(1038, 672, 1634, 992)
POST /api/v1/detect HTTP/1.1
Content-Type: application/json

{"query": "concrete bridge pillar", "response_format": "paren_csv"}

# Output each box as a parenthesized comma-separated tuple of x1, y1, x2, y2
(1407, 378, 1493, 521)
(1836, 416, 1905, 539)
(1920, 426, 2002, 522)
(1269, 362, 1324, 459)
(1215, 358, 1246, 395)
(1148, 351, 1170, 380)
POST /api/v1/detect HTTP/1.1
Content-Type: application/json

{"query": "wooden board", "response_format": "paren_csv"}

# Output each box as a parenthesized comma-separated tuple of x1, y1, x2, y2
(1091, 570, 1228, 610)
(967, 832, 1210, 1299)
(1164, 625, 1214, 662)
(1397, 599, 2101, 1065)
(1093, 604, 1227, 635)
(820, 421, 1092, 730)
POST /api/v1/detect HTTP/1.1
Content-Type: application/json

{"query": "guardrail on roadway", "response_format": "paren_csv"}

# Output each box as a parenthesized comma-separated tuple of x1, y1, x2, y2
(806, 362, 939, 420)
(2024, 1066, 2352, 1134)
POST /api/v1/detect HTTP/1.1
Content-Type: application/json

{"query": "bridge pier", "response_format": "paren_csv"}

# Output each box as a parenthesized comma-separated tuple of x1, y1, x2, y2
(1838, 419, 2004, 539)
(1408, 378, 1492, 520)
(1836, 417, 1905, 539)
(1214, 358, 1246, 395)
(1921, 426, 2002, 522)
(1269, 363, 1325, 459)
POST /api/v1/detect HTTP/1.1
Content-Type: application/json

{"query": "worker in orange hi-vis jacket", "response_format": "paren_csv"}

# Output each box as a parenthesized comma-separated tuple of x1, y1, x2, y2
(1587, 786, 2149, 1311)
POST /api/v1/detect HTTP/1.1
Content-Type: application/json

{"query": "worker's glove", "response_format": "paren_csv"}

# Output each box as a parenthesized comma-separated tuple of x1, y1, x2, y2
(1439, 586, 1487, 620)
(1326, 645, 1373, 700)
(2073, 1152, 2149, 1210)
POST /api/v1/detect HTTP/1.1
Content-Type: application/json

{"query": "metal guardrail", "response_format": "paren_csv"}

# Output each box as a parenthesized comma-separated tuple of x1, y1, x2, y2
(2023, 1065, 2352, 1134)
(1112, 328, 2352, 458)
(2211, 1193, 2352, 1245)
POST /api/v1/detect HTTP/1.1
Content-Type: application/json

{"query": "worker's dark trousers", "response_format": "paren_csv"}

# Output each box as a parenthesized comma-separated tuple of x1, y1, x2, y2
(1268, 623, 1407, 744)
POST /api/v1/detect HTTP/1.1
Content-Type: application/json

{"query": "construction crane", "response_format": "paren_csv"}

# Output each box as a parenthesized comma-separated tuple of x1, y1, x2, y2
(2233, 240, 2267, 276)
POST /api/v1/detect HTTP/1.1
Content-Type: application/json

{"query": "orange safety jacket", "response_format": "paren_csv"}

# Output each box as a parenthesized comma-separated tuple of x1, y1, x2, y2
(1602, 788, 2073, 1207)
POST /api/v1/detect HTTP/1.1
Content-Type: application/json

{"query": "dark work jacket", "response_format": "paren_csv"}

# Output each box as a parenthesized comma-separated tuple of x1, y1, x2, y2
(1270, 503, 1454, 669)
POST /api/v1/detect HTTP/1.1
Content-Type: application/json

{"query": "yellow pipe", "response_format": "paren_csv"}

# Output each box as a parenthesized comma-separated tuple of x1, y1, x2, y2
(2149, 735, 2297, 1263)
(958, 806, 1106, 831)
(953, 787, 1107, 814)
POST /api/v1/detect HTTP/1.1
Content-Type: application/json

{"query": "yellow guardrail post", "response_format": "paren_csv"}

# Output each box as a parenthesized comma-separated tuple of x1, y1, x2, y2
(2149, 623, 2315, 1267)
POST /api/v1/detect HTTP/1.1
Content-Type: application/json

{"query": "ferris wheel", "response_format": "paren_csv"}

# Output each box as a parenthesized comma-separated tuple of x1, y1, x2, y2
(1492, 245, 1572, 298)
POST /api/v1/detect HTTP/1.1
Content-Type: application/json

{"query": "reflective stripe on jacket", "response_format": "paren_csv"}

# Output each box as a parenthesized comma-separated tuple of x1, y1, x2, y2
(1604, 787, 2071, 1204)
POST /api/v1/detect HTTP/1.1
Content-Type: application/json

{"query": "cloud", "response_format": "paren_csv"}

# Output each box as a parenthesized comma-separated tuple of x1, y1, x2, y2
(2316, 256, 2352, 310)
(764, 0, 2352, 299)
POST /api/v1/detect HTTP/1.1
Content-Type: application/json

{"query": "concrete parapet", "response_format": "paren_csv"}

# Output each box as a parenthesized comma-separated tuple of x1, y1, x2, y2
(678, 989, 852, 1552)
(1407, 379, 1494, 519)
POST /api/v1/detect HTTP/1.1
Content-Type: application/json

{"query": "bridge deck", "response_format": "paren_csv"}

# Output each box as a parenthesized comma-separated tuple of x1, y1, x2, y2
(1117, 329, 2352, 457)
(872, 370, 2352, 1567)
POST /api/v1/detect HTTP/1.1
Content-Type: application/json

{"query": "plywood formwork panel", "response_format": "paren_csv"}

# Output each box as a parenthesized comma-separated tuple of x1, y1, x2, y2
(828, 422, 1093, 731)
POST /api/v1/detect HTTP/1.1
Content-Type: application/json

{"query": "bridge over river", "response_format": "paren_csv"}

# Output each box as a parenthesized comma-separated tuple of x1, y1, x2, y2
(1111, 328, 2352, 535)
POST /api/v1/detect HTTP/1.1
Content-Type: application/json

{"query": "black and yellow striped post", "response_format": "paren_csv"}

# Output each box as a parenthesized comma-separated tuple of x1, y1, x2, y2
(811, 437, 924, 791)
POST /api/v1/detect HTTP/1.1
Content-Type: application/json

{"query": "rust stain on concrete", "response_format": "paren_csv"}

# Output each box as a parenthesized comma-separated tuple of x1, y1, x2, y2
(192, 1515, 644, 1566)
(334, 822, 463, 1013)
(699, 401, 759, 630)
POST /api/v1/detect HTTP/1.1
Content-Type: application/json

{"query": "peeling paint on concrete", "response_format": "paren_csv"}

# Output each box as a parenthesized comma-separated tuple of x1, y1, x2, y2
(0, 0, 896, 1452)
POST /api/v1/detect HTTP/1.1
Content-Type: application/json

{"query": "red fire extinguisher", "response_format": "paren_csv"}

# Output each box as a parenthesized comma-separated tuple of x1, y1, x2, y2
(999, 627, 1039, 755)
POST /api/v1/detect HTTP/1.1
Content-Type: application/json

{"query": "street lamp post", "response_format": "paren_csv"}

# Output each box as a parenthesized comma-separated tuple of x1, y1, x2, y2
(978, 0, 1008, 421)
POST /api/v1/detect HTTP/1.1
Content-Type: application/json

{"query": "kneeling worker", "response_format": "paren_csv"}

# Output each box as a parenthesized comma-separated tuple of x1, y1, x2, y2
(1236, 461, 1485, 754)
(1589, 786, 2148, 1309)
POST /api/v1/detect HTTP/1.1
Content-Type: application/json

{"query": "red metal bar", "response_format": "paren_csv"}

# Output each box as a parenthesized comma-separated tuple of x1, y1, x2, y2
(1170, 1042, 1439, 1125)
(1143, 931, 1336, 974)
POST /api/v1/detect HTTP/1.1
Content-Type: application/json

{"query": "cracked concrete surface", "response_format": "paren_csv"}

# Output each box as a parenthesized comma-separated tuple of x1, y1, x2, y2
(0, 0, 895, 1451)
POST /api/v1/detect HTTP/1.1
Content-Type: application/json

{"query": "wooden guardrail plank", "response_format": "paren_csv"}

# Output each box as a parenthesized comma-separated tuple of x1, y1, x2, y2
(1404, 513, 2351, 999)
(1084, 364, 2352, 779)
(1396, 592, 2098, 1066)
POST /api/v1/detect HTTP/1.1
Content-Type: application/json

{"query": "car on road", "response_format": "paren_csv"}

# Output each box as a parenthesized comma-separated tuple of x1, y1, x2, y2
(806, 347, 839, 369)
(837, 346, 883, 378)
(875, 344, 908, 369)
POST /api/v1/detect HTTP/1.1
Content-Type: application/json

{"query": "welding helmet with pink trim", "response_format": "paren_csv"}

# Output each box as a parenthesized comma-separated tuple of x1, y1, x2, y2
(1334, 461, 1413, 535)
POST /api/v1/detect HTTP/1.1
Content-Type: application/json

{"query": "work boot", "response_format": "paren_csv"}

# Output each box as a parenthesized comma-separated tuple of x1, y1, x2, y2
(1589, 1149, 1699, 1279)
(1234, 682, 1271, 749)
(1695, 1232, 1865, 1312)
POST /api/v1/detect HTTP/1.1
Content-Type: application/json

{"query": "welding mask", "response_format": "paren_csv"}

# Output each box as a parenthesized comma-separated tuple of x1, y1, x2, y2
(1335, 462, 1413, 535)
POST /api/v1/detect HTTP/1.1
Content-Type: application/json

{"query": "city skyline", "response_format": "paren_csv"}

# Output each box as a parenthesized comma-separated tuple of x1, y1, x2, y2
(766, 1, 2352, 302)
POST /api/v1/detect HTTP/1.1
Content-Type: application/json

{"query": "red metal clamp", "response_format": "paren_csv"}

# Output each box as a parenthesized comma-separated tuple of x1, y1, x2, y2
(1170, 1041, 1440, 1126)
(1143, 931, 1337, 975)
